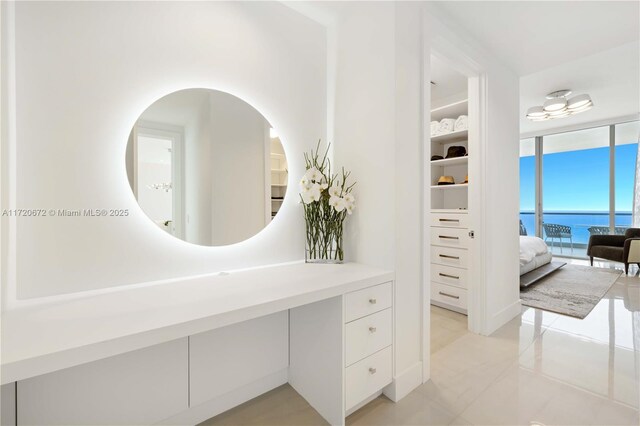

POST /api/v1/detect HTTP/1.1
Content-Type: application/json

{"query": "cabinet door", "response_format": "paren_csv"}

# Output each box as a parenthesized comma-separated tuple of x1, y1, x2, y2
(18, 339, 188, 425)
(189, 311, 288, 407)
(1, 383, 16, 426)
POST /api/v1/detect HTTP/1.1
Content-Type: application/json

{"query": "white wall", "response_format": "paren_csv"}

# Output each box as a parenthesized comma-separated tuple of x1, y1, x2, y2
(209, 92, 268, 246)
(1, 1, 326, 301)
(185, 96, 213, 245)
(319, 1, 424, 400)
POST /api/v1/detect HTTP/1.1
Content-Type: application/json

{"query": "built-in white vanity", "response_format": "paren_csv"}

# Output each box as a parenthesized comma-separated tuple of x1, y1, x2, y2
(1, 263, 394, 425)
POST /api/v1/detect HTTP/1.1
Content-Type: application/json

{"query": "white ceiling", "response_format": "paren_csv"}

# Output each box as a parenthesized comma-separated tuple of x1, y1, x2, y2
(434, 1, 640, 76)
(520, 41, 640, 136)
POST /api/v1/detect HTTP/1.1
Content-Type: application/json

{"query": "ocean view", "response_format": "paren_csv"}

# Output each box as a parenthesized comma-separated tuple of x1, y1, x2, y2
(519, 211, 633, 246)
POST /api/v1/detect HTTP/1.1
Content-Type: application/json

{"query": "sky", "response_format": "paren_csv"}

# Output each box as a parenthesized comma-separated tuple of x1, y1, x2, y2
(520, 144, 637, 213)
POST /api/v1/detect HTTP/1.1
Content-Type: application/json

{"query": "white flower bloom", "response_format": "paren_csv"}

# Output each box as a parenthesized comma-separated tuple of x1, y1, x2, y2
(346, 203, 355, 215)
(328, 186, 341, 197)
(300, 177, 312, 191)
(305, 167, 323, 182)
(344, 193, 355, 204)
(329, 196, 340, 208)
(301, 186, 321, 204)
(309, 187, 321, 202)
(333, 197, 347, 212)
(320, 181, 329, 190)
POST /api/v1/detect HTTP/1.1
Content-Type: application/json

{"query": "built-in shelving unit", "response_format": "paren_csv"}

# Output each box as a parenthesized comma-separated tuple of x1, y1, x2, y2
(270, 143, 287, 220)
(428, 59, 470, 315)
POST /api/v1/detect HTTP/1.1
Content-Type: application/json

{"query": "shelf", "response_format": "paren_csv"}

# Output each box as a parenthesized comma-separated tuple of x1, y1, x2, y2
(271, 199, 284, 202)
(430, 156, 468, 167)
(430, 183, 468, 190)
(271, 184, 288, 187)
(271, 169, 287, 173)
(431, 129, 468, 144)
(270, 153, 285, 158)
(430, 208, 468, 214)
(430, 99, 468, 122)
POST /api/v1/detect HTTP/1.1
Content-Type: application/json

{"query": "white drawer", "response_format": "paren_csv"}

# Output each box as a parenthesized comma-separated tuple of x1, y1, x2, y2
(431, 264, 468, 289)
(345, 282, 392, 323)
(345, 346, 392, 410)
(431, 246, 468, 268)
(431, 282, 468, 311)
(431, 212, 468, 228)
(345, 308, 392, 366)
(430, 227, 469, 248)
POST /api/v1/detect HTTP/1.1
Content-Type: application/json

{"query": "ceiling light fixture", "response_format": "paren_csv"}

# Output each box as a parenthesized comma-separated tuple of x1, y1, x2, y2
(526, 89, 593, 121)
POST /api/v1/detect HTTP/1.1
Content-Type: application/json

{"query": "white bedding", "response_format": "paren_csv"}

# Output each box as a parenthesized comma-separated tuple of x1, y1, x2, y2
(520, 236, 551, 276)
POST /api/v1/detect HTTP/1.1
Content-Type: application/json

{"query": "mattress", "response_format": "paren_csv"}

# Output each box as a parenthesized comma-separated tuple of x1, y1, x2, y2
(520, 236, 551, 276)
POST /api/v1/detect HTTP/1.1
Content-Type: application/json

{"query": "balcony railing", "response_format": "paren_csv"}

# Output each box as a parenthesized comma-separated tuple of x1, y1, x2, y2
(519, 211, 633, 258)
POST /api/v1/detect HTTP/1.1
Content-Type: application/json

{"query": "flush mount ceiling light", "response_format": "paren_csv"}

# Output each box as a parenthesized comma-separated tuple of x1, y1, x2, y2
(526, 89, 593, 121)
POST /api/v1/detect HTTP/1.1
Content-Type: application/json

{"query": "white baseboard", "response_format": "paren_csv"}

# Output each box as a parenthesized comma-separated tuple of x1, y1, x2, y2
(382, 361, 422, 402)
(485, 299, 521, 335)
(159, 368, 288, 425)
(345, 391, 382, 417)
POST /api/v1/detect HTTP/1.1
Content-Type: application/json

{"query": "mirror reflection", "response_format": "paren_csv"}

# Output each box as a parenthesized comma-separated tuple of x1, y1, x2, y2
(126, 88, 287, 246)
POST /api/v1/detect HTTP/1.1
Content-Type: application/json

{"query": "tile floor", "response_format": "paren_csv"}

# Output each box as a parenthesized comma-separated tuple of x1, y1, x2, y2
(201, 259, 640, 425)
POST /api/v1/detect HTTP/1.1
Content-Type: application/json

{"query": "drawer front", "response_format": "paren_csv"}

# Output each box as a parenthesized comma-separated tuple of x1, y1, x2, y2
(430, 227, 469, 248)
(431, 212, 468, 228)
(345, 282, 392, 323)
(431, 282, 468, 310)
(431, 264, 468, 289)
(431, 246, 468, 268)
(345, 308, 392, 366)
(345, 346, 393, 410)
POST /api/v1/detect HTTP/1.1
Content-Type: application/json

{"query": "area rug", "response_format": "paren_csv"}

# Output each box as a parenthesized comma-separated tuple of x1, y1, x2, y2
(520, 264, 622, 319)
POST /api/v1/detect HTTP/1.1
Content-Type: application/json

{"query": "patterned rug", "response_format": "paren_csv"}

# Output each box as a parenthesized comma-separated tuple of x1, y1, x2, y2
(520, 264, 621, 319)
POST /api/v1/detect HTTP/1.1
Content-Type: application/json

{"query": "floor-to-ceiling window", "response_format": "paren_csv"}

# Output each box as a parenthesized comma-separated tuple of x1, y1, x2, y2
(615, 121, 640, 233)
(519, 120, 639, 258)
(519, 138, 536, 236)
(542, 126, 610, 257)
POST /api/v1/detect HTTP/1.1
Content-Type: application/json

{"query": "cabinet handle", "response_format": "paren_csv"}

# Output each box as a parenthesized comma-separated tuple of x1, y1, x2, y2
(369, 298, 377, 304)
(439, 219, 459, 222)
(439, 291, 460, 300)
(439, 254, 460, 260)
(439, 273, 459, 279)
(439, 235, 459, 240)
(369, 367, 377, 374)
(369, 326, 377, 333)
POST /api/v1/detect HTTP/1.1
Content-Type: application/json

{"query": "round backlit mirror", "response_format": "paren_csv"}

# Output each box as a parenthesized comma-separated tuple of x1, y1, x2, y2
(125, 88, 287, 246)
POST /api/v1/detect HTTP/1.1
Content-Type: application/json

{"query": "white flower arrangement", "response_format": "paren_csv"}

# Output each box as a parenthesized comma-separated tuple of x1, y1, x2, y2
(300, 141, 356, 262)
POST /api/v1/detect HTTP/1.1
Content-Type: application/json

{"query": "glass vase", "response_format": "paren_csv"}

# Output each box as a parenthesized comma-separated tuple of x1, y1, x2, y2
(305, 224, 344, 264)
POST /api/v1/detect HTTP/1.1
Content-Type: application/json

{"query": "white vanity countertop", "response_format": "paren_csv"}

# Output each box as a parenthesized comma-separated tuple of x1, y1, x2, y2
(1, 262, 393, 384)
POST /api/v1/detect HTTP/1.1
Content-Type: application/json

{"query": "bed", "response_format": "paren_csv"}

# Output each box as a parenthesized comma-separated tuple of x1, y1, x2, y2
(519, 236, 566, 287)
(520, 236, 552, 275)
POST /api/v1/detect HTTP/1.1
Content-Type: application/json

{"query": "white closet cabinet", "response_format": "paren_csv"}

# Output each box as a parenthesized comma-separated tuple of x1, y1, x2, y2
(17, 339, 188, 425)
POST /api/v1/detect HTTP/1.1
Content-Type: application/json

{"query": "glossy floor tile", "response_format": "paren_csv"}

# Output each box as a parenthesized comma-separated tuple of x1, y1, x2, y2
(201, 260, 640, 425)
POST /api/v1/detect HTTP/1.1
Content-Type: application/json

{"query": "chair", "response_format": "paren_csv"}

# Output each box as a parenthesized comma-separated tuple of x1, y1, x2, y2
(588, 226, 627, 236)
(543, 223, 573, 254)
(519, 220, 527, 236)
(588, 228, 640, 274)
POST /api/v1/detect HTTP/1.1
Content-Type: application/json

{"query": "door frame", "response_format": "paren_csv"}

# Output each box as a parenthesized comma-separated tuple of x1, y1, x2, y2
(422, 35, 488, 382)
(133, 121, 185, 239)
